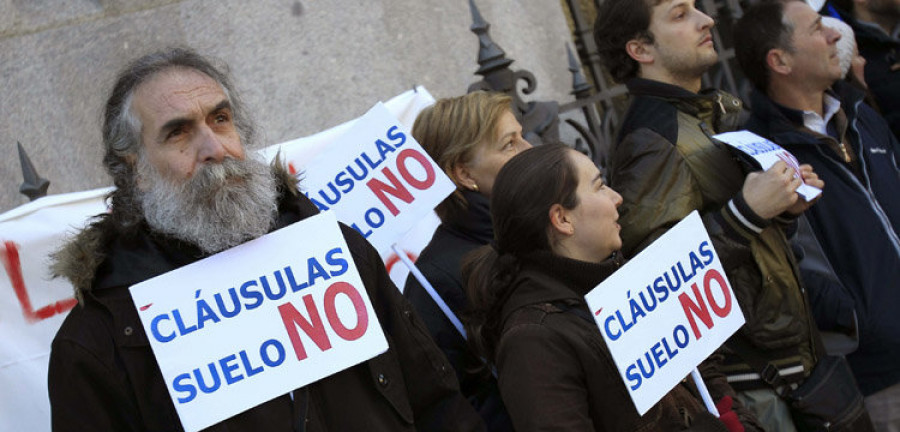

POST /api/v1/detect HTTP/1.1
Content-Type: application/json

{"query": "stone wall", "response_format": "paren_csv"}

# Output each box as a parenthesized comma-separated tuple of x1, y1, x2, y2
(0, 0, 574, 213)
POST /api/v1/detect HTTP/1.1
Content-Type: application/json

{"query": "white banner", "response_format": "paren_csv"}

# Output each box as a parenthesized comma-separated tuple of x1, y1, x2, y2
(0, 188, 111, 432)
(584, 211, 745, 415)
(131, 212, 387, 432)
(300, 103, 455, 255)
(0, 87, 439, 432)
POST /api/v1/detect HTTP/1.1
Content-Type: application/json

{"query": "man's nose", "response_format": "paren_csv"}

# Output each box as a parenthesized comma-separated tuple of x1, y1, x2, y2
(698, 10, 715, 29)
(827, 27, 841, 44)
(197, 125, 227, 163)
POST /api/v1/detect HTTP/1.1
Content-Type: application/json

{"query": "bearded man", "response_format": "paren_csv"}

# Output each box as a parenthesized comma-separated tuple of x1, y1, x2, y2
(46, 48, 483, 432)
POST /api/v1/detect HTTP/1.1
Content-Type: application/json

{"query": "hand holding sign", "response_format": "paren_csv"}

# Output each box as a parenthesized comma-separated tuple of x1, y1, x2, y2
(714, 131, 822, 205)
(742, 161, 808, 219)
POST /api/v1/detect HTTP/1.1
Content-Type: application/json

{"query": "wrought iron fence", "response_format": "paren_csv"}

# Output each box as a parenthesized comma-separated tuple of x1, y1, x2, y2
(467, 0, 755, 168)
(15, 0, 755, 201)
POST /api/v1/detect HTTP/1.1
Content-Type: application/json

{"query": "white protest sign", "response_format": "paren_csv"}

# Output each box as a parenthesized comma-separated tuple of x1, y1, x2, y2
(130, 212, 388, 432)
(714, 130, 822, 201)
(301, 102, 456, 255)
(584, 211, 745, 415)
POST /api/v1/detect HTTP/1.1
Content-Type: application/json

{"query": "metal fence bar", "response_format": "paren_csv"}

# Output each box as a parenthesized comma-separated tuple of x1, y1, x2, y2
(17, 142, 50, 201)
(466, 0, 753, 168)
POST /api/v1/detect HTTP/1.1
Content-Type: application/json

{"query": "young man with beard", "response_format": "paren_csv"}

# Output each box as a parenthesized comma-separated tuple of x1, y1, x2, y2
(736, 1, 900, 428)
(594, 0, 824, 430)
(46, 48, 484, 432)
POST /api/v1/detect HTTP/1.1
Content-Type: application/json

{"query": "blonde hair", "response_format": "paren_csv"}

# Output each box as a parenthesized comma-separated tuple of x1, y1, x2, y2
(412, 91, 512, 220)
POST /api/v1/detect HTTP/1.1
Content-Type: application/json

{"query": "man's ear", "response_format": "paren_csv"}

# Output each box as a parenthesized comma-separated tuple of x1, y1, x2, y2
(548, 203, 574, 237)
(766, 48, 792, 76)
(626, 38, 654, 65)
(451, 163, 477, 191)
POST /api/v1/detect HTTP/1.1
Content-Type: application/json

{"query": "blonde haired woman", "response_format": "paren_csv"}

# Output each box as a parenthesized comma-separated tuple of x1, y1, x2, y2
(404, 91, 530, 431)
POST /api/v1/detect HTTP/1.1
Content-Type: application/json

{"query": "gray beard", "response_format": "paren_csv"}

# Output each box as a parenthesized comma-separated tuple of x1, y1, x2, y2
(138, 154, 279, 254)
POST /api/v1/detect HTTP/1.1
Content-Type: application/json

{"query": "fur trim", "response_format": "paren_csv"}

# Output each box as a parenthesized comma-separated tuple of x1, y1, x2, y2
(50, 218, 109, 305)
(50, 159, 299, 304)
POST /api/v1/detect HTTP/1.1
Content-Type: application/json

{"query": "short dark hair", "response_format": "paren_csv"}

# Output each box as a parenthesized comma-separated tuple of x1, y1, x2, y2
(101, 47, 256, 227)
(593, 0, 659, 83)
(734, 0, 800, 92)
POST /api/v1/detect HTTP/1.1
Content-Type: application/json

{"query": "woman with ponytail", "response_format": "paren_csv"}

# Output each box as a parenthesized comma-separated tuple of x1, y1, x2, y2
(463, 144, 760, 432)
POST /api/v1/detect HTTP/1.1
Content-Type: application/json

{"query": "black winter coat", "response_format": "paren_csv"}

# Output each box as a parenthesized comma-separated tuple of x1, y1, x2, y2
(493, 250, 761, 432)
(47, 166, 484, 432)
(745, 83, 900, 396)
(404, 190, 513, 431)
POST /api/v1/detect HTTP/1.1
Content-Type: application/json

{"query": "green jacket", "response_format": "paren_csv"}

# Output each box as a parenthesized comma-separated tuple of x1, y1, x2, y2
(610, 78, 818, 387)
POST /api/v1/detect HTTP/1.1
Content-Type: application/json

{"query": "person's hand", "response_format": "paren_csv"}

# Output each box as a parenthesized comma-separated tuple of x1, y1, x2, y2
(742, 160, 802, 220)
(716, 396, 744, 432)
(784, 164, 824, 215)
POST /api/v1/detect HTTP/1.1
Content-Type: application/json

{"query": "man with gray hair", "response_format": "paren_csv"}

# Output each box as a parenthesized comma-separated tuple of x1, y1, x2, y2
(736, 1, 900, 428)
(46, 47, 484, 432)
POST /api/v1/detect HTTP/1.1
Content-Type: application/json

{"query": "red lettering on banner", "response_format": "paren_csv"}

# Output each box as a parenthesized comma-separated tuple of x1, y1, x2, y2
(2, 241, 77, 323)
(679, 283, 713, 340)
(278, 294, 333, 361)
(395, 149, 436, 190)
(384, 250, 418, 275)
(678, 269, 733, 340)
(367, 149, 438, 216)
(278, 282, 371, 361)
(323, 282, 368, 341)
(704, 269, 732, 318)
(367, 168, 413, 216)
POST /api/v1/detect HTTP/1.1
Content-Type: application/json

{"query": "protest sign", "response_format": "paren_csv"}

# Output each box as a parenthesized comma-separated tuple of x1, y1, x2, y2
(300, 102, 456, 255)
(713, 130, 822, 201)
(0, 88, 436, 432)
(584, 211, 745, 415)
(130, 212, 388, 432)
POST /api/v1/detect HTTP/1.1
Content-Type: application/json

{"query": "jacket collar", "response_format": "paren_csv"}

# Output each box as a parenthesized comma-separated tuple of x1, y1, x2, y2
(626, 77, 744, 130)
(441, 190, 494, 245)
(748, 81, 864, 141)
(501, 250, 622, 320)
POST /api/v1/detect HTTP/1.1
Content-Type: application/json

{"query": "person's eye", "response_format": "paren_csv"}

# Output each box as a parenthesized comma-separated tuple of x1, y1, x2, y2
(214, 112, 231, 123)
(166, 127, 185, 141)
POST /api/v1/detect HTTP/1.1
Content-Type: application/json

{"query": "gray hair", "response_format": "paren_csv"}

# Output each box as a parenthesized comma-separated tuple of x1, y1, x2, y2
(822, 16, 856, 78)
(101, 47, 258, 227)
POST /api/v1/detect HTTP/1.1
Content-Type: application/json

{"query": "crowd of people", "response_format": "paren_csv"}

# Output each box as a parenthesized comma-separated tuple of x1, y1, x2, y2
(45, 0, 898, 430)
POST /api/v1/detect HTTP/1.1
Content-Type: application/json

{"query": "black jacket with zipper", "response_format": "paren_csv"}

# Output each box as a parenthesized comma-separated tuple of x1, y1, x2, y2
(745, 82, 900, 396)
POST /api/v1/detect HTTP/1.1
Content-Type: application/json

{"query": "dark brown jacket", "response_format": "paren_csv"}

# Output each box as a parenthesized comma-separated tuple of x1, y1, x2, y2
(494, 250, 761, 432)
(47, 164, 484, 432)
(610, 78, 818, 386)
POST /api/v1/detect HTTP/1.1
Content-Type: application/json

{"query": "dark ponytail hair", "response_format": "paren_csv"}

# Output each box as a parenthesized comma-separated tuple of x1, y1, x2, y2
(463, 143, 580, 363)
